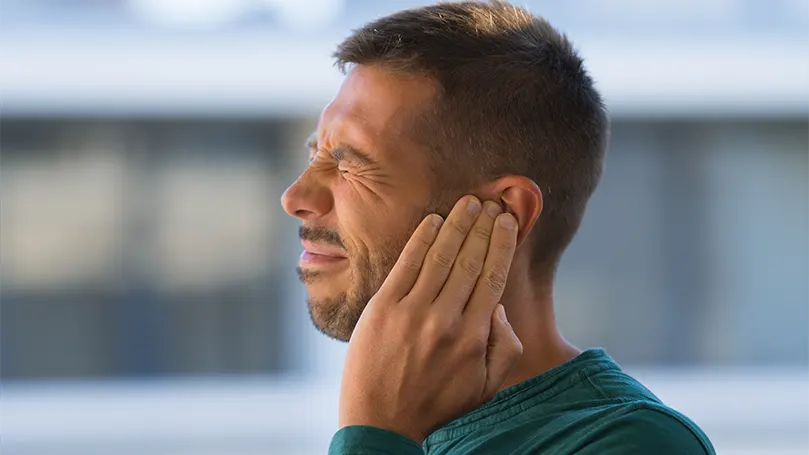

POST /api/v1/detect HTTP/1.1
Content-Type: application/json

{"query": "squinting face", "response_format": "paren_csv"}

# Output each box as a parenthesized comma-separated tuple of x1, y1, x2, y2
(281, 65, 451, 341)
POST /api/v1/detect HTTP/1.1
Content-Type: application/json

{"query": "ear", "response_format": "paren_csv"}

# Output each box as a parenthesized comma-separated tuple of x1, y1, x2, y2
(477, 176, 542, 248)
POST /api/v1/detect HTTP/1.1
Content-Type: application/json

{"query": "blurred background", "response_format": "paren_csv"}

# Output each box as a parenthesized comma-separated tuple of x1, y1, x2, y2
(1, 0, 807, 454)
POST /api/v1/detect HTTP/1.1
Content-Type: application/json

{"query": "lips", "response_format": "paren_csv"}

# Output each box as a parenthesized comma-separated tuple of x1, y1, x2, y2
(300, 240, 346, 258)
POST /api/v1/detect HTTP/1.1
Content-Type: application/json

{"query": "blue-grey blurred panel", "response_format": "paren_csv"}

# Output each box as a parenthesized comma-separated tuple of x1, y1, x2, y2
(700, 122, 809, 365)
(1, 0, 807, 35)
(556, 120, 809, 366)
(0, 119, 291, 379)
(2, 371, 807, 455)
(2, 33, 806, 118)
(0, 0, 807, 117)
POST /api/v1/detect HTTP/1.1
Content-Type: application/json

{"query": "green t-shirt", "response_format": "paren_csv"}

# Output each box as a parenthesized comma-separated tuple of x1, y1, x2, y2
(329, 349, 715, 455)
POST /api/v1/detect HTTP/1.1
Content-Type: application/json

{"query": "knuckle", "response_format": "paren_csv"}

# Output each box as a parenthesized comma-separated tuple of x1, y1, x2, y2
(470, 225, 492, 241)
(461, 337, 486, 358)
(415, 233, 434, 249)
(424, 315, 456, 341)
(361, 303, 386, 326)
(398, 306, 419, 326)
(447, 218, 468, 235)
(483, 267, 509, 293)
(431, 251, 456, 270)
(496, 238, 515, 253)
(458, 255, 483, 278)
(399, 258, 422, 273)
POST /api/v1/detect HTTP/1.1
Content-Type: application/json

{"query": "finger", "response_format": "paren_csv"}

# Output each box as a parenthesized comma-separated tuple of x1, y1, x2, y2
(434, 201, 501, 312)
(482, 304, 523, 400)
(463, 213, 518, 320)
(376, 214, 444, 301)
(408, 196, 482, 302)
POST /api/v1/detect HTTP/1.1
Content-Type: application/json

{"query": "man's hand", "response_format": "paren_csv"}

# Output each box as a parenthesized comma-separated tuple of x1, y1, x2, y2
(339, 196, 523, 443)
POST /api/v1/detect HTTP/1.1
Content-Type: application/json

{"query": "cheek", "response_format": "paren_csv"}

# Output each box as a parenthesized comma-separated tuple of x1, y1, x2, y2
(366, 209, 424, 264)
(332, 180, 426, 263)
(332, 187, 377, 258)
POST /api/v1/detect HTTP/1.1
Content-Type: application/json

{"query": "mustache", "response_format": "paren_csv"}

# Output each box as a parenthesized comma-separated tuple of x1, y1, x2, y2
(299, 225, 346, 250)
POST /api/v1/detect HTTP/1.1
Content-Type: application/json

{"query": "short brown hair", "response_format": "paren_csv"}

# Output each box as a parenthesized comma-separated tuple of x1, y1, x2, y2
(334, 0, 609, 276)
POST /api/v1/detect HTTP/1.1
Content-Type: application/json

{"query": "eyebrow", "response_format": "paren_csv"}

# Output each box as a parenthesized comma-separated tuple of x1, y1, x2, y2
(304, 133, 378, 167)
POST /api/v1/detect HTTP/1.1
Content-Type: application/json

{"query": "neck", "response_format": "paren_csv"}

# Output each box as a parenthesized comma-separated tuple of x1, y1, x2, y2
(497, 262, 581, 391)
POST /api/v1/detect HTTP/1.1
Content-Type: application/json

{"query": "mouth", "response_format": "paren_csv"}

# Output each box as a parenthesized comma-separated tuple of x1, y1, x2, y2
(299, 240, 348, 268)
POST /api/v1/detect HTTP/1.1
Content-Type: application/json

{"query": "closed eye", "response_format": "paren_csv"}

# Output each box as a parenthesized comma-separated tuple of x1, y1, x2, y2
(303, 133, 375, 173)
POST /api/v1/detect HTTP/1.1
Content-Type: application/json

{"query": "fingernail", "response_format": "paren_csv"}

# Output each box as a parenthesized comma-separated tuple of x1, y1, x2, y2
(431, 214, 444, 227)
(499, 213, 516, 229)
(467, 198, 481, 215)
(484, 201, 501, 218)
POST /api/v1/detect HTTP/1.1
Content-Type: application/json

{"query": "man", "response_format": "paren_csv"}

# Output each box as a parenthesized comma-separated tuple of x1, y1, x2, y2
(281, 1, 715, 454)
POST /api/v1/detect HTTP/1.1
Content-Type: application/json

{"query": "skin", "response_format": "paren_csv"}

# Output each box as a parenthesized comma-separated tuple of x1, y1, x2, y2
(281, 65, 581, 443)
(282, 66, 441, 342)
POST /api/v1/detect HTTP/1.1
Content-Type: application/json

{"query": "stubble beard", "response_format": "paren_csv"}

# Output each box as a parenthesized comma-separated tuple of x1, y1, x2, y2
(299, 231, 407, 342)
(300, 196, 454, 342)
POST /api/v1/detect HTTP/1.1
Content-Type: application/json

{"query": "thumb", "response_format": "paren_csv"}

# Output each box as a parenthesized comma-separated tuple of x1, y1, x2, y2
(482, 304, 523, 400)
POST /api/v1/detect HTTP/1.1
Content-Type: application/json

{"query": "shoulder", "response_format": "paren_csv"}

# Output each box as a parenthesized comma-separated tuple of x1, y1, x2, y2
(578, 406, 715, 455)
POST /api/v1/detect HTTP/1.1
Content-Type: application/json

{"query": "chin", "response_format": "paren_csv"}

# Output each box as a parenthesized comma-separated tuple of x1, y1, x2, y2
(306, 292, 358, 342)
(303, 279, 346, 301)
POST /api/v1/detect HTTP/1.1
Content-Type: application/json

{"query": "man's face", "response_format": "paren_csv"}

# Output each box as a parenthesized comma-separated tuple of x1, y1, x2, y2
(281, 65, 451, 341)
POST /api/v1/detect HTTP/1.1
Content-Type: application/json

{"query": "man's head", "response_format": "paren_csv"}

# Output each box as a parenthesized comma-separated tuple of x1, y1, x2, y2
(281, 0, 609, 341)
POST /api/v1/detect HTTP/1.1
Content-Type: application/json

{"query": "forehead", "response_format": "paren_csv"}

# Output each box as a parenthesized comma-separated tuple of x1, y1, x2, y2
(318, 65, 437, 162)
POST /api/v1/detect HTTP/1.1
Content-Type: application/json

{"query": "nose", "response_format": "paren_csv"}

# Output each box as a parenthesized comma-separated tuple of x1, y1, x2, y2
(280, 171, 334, 222)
